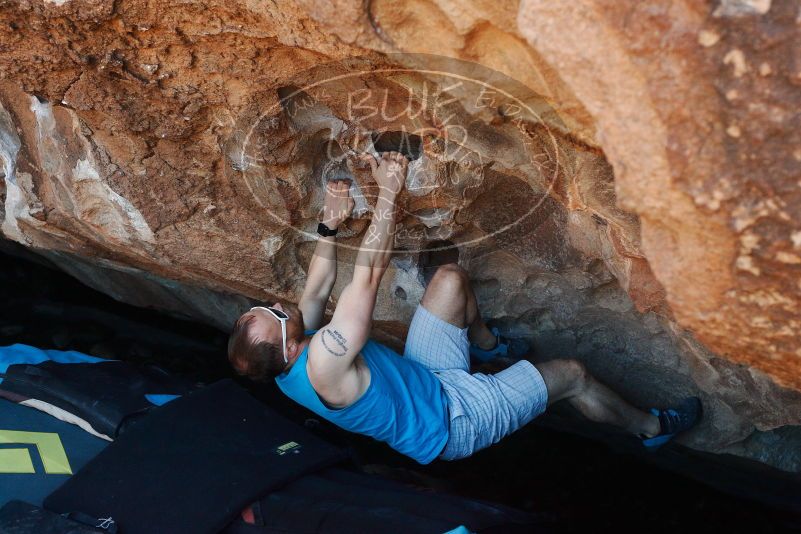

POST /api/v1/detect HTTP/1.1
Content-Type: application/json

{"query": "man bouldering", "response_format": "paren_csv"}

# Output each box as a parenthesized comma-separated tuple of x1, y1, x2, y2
(228, 151, 702, 464)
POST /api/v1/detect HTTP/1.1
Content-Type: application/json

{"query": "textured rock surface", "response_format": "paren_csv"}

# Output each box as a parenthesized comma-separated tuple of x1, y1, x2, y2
(518, 0, 801, 394)
(0, 0, 799, 471)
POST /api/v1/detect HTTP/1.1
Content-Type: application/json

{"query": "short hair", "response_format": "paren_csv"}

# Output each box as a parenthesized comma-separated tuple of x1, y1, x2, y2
(227, 314, 285, 381)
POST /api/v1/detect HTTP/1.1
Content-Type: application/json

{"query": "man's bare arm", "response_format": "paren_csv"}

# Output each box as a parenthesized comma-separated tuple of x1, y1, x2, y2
(298, 179, 354, 330)
(308, 152, 407, 379)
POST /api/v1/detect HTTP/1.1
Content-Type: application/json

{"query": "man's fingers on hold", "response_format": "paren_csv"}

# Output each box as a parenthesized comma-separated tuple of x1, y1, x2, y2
(365, 155, 378, 172)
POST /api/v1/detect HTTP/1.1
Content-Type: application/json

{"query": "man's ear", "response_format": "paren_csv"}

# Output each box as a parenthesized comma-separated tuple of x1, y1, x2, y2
(287, 338, 299, 359)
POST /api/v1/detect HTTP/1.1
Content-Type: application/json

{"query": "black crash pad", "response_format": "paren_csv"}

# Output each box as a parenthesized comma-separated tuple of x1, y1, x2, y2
(227, 467, 542, 534)
(1, 358, 195, 439)
(0, 500, 106, 534)
(45, 380, 346, 534)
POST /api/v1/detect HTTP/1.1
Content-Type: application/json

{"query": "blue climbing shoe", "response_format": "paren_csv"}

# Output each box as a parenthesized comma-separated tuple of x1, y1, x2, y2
(470, 327, 530, 362)
(642, 396, 703, 450)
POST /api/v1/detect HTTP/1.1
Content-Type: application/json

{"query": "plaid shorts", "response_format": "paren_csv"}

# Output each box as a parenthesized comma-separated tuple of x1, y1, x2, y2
(403, 305, 549, 460)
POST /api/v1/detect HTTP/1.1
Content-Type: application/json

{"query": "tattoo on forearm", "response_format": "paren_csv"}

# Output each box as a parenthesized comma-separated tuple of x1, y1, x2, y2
(321, 329, 348, 357)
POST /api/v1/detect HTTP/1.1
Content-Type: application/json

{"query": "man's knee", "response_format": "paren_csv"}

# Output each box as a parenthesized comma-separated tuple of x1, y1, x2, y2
(420, 264, 471, 327)
(563, 359, 589, 395)
(426, 264, 469, 296)
(537, 358, 590, 403)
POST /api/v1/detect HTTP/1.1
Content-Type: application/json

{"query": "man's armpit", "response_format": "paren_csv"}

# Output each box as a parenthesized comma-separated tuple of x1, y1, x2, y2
(320, 328, 348, 357)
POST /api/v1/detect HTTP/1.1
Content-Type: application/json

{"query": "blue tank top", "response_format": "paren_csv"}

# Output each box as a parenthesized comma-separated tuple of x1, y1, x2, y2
(275, 337, 449, 464)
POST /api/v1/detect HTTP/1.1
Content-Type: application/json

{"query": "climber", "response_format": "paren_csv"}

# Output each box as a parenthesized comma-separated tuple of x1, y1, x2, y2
(227, 150, 702, 464)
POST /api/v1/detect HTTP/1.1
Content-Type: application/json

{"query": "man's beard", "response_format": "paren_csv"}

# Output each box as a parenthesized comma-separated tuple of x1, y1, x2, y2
(286, 303, 305, 342)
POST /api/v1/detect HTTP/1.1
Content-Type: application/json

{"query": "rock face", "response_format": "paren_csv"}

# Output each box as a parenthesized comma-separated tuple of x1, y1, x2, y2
(0, 0, 800, 471)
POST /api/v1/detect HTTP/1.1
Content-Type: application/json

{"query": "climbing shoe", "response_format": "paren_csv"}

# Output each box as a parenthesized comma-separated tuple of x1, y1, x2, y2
(642, 396, 703, 450)
(470, 327, 530, 362)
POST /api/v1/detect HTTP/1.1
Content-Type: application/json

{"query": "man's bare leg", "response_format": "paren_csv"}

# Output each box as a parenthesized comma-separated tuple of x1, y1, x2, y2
(421, 264, 661, 438)
(537, 359, 661, 437)
(420, 263, 496, 350)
